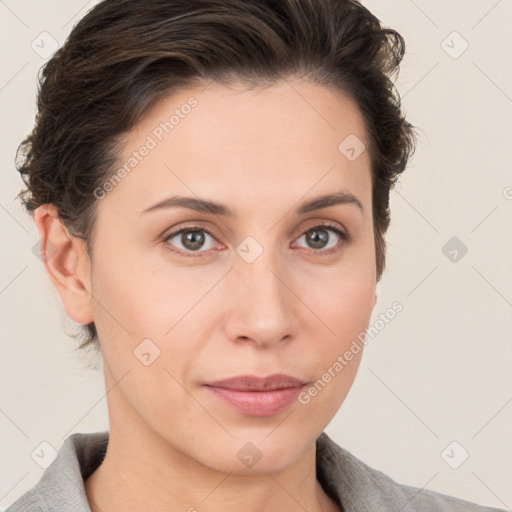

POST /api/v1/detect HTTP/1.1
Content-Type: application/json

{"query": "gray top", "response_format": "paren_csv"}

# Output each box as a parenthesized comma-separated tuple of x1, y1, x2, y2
(5, 431, 505, 511)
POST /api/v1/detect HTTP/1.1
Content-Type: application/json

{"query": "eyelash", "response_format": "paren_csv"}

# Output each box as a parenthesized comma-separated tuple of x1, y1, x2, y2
(162, 223, 351, 258)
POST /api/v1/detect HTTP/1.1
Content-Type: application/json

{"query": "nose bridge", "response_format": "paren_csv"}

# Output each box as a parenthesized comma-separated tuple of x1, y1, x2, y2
(241, 254, 284, 304)
(226, 242, 294, 344)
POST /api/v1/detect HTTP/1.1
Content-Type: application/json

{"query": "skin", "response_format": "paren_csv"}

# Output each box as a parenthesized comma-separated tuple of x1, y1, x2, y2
(34, 78, 377, 512)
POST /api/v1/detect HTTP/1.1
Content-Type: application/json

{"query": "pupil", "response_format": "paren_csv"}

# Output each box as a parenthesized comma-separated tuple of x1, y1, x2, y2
(307, 229, 328, 249)
(183, 230, 205, 250)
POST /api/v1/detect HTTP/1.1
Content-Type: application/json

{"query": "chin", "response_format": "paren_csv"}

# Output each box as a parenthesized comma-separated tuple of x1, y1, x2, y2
(199, 429, 313, 475)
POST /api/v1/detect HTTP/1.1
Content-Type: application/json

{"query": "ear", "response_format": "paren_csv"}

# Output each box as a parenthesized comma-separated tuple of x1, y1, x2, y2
(33, 204, 94, 326)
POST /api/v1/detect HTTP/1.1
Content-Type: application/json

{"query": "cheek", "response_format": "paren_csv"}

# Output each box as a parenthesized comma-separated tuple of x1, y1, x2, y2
(297, 275, 375, 423)
(301, 252, 376, 347)
(88, 252, 200, 422)
(295, 248, 376, 411)
(89, 245, 190, 341)
(88, 247, 213, 383)
(331, 275, 376, 336)
(310, 279, 374, 381)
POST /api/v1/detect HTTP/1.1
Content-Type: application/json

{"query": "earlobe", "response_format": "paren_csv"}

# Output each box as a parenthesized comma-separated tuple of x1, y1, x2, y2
(33, 204, 94, 326)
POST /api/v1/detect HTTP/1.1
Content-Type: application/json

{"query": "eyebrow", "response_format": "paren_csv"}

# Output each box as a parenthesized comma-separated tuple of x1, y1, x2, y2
(141, 190, 363, 216)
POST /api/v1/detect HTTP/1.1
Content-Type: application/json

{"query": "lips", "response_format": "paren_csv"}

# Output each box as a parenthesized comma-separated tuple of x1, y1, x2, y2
(205, 374, 306, 391)
(204, 374, 307, 416)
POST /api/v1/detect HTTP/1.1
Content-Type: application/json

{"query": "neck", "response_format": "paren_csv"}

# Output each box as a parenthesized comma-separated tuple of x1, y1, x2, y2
(85, 413, 339, 512)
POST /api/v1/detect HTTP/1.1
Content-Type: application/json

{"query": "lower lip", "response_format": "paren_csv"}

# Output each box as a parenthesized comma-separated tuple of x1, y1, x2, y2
(204, 385, 305, 416)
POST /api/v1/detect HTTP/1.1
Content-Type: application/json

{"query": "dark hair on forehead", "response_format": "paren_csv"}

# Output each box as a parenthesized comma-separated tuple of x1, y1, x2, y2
(16, 0, 417, 350)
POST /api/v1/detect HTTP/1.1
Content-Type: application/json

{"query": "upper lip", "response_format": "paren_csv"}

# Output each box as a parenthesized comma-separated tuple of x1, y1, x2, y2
(205, 374, 306, 391)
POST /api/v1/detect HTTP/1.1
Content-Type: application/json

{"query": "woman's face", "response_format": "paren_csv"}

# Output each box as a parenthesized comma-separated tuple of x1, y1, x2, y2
(84, 79, 376, 472)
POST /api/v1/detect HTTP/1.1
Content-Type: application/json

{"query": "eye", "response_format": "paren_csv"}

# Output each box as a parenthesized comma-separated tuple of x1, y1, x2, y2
(164, 226, 220, 257)
(294, 224, 350, 254)
(162, 222, 351, 258)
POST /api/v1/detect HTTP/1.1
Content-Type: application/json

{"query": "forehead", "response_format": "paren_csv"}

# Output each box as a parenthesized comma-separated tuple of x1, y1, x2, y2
(102, 79, 372, 215)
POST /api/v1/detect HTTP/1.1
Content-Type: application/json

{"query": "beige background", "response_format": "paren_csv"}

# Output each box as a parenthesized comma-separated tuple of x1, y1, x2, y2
(1, 0, 511, 509)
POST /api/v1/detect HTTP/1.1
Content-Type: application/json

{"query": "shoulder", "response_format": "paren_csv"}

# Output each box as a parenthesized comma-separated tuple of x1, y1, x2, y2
(4, 431, 109, 512)
(316, 432, 506, 512)
(3, 491, 43, 512)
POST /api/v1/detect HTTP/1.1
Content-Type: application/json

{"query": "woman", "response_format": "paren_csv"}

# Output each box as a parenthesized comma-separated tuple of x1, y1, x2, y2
(6, 0, 505, 510)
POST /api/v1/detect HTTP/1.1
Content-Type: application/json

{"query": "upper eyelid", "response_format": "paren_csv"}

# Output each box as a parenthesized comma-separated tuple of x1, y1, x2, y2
(164, 217, 348, 236)
(163, 224, 217, 241)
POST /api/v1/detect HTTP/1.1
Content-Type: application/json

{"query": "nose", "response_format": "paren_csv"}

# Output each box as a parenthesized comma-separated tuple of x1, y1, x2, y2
(224, 253, 296, 348)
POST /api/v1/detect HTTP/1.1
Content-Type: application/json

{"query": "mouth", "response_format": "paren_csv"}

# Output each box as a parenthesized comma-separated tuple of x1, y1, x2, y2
(203, 374, 307, 416)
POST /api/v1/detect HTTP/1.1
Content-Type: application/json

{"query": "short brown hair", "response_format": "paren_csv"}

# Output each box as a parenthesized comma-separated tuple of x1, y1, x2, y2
(16, 0, 417, 350)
